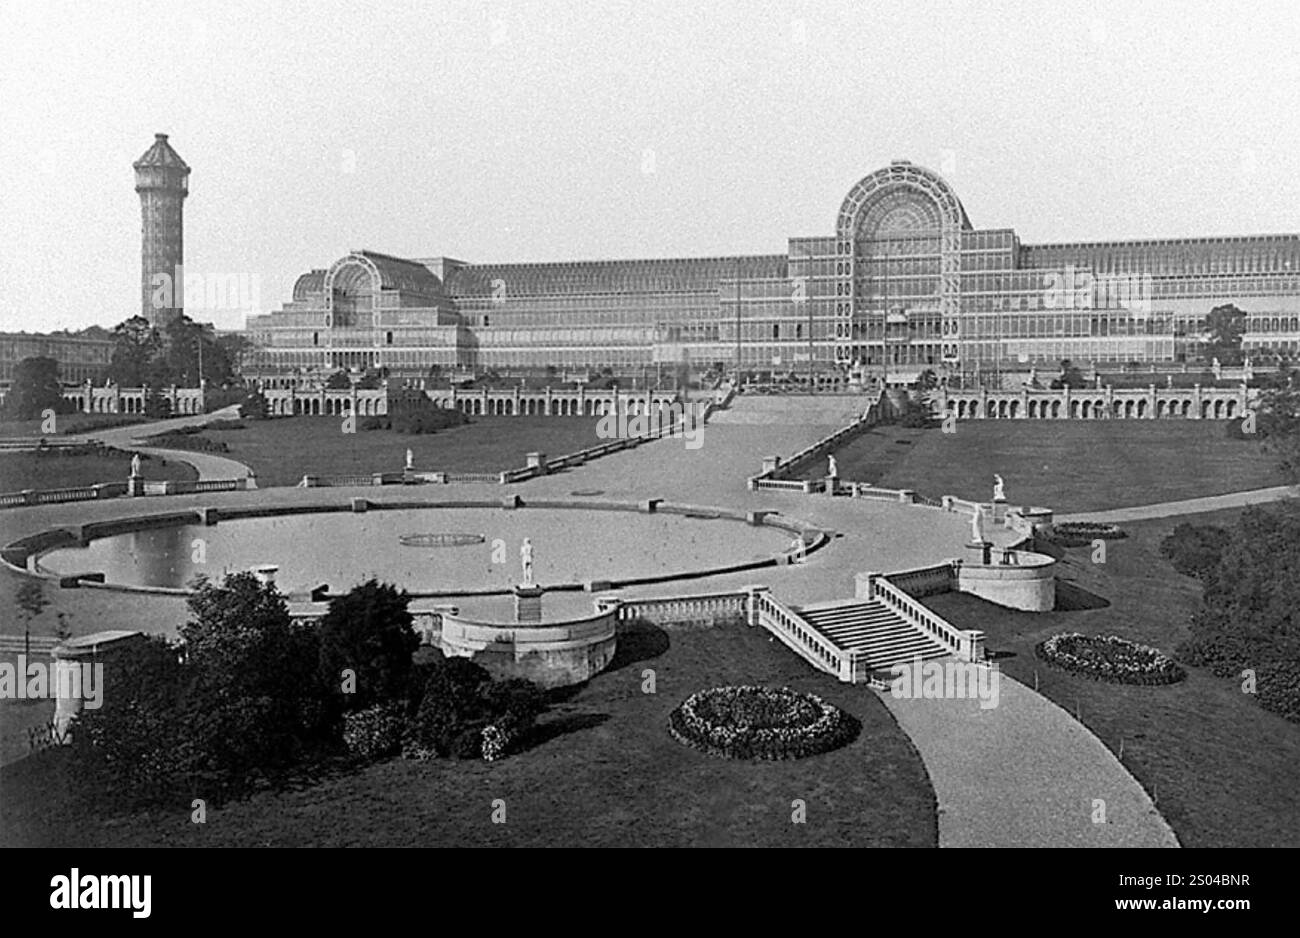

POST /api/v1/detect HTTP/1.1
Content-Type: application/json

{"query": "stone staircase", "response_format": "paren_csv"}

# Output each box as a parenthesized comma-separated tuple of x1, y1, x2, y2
(796, 599, 949, 671)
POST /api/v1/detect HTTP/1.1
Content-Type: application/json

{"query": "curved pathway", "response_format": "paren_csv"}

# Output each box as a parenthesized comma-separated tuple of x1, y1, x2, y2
(880, 671, 1178, 847)
(1056, 484, 1297, 524)
(76, 406, 256, 482)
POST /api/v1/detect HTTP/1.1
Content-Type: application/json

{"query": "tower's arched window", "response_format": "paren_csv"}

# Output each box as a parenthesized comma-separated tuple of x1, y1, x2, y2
(312, 332, 318, 346)
(386, 331, 394, 345)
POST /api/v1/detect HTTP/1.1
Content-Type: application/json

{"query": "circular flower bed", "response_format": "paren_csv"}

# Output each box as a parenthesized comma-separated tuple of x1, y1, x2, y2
(668, 685, 860, 760)
(1048, 521, 1127, 547)
(397, 533, 486, 548)
(1035, 633, 1186, 685)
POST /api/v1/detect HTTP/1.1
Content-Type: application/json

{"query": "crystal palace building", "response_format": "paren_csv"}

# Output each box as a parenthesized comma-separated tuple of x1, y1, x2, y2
(245, 161, 1300, 383)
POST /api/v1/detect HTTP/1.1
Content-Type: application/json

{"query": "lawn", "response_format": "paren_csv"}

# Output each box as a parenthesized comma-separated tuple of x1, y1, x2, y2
(0, 413, 151, 438)
(151, 416, 611, 488)
(806, 421, 1287, 512)
(0, 620, 936, 848)
(919, 506, 1300, 848)
(0, 448, 197, 492)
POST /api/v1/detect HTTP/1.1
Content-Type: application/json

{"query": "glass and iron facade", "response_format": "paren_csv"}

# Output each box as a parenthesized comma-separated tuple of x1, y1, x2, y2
(245, 161, 1300, 381)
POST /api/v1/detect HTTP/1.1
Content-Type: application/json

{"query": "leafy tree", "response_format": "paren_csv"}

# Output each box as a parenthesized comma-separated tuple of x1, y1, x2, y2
(915, 368, 939, 391)
(15, 579, 50, 655)
(1049, 359, 1087, 390)
(316, 579, 418, 712)
(215, 333, 252, 378)
(1, 357, 68, 419)
(161, 316, 233, 387)
(107, 316, 163, 387)
(64, 635, 195, 805)
(1255, 383, 1300, 483)
(180, 573, 331, 778)
(239, 389, 269, 420)
(143, 385, 172, 419)
(355, 369, 383, 390)
(325, 370, 352, 390)
(1204, 304, 1247, 365)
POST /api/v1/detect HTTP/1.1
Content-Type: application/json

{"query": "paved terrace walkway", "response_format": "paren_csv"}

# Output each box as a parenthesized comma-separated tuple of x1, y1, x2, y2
(0, 396, 1180, 844)
(1056, 484, 1298, 524)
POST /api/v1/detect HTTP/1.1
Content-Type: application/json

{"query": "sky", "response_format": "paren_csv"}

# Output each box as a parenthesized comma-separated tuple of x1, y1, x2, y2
(1, 0, 1298, 334)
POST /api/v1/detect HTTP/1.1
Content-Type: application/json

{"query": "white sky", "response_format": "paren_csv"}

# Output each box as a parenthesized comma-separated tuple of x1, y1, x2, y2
(1, 0, 1297, 333)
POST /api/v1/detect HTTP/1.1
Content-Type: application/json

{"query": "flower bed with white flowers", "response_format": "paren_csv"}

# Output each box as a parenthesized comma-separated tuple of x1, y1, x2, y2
(1035, 632, 1186, 685)
(1046, 521, 1128, 547)
(668, 685, 860, 760)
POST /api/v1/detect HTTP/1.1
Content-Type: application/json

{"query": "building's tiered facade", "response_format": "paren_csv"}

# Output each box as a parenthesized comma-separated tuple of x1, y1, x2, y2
(0, 329, 113, 385)
(245, 161, 1300, 382)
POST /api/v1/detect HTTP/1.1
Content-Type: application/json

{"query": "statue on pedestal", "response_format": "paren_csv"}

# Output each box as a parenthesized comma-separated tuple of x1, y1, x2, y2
(520, 538, 534, 587)
(827, 455, 838, 479)
(993, 474, 1005, 502)
(405, 448, 414, 471)
(130, 454, 142, 479)
(971, 509, 985, 545)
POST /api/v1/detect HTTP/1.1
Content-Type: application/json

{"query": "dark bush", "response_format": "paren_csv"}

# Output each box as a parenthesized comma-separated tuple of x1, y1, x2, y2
(316, 579, 418, 712)
(1159, 522, 1228, 581)
(401, 657, 547, 761)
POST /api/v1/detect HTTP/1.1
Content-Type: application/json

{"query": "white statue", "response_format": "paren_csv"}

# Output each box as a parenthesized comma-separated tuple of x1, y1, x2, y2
(993, 474, 1005, 502)
(130, 453, 142, 478)
(970, 508, 985, 544)
(827, 455, 838, 478)
(520, 538, 534, 587)
(405, 448, 414, 471)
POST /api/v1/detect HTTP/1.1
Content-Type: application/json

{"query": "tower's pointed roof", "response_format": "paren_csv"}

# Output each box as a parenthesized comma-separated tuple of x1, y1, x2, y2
(134, 133, 189, 170)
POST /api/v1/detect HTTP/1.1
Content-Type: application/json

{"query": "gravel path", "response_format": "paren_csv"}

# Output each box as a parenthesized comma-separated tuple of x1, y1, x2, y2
(77, 406, 256, 482)
(1056, 485, 1298, 524)
(880, 668, 1179, 847)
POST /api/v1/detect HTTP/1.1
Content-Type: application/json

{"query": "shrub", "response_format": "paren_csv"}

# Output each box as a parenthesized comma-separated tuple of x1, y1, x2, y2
(401, 658, 547, 761)
(316, 579, 419, 712)
(1035, 633, 1186, 685)
(668, 685, 860, 760)
(342, 704, 405, 762)
(1159, 522, 1228, 580)
(141, 430, 229, 453)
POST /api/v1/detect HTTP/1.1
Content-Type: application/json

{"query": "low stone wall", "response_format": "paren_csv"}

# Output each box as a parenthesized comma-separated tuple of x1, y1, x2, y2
(956, 554, 1056, 612)
(439, 605, 617, 689)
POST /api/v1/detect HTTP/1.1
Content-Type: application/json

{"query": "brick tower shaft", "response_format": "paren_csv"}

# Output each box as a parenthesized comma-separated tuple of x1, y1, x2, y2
(134, 133, 190, 326)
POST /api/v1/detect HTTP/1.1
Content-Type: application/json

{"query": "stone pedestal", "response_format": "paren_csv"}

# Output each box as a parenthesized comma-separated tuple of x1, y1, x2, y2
(514, 585, 543, 624)
(127, 476, 145, 497)
(992, 497, 1007, 524)
(51, 631, 145, 740)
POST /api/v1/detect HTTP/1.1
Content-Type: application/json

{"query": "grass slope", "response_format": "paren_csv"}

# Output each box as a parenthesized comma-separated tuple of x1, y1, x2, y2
(921, 507, 1300, 847)
(0, 621, 935, 848)
(808, 421, 1285, 512)
(159, 416, 611, 488)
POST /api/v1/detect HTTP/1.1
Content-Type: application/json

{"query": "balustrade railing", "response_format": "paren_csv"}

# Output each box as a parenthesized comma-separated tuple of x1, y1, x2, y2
(753, 589, 844, 678)
(872, 573, 968, 656)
